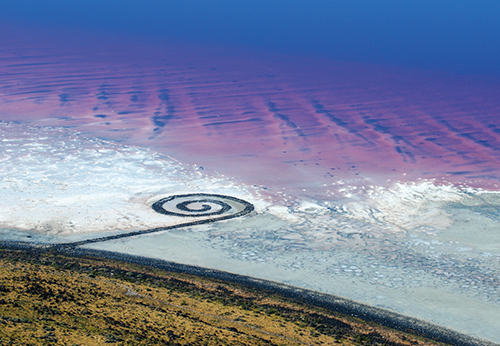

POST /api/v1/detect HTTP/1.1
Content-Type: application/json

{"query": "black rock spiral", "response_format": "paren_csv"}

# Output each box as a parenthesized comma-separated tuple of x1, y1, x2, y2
(53, 193, 254, 248)
(152, 193, 251, 217)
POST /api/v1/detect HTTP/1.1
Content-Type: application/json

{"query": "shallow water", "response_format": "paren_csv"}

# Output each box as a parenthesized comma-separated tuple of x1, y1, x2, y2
(1, 13, 500, 343)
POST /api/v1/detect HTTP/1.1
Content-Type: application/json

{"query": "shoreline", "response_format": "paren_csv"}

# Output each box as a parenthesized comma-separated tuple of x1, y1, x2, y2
(1, 241, 497, 346)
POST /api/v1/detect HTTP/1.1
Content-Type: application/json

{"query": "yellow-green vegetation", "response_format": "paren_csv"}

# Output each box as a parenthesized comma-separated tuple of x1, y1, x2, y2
(0, 248, 448, 346)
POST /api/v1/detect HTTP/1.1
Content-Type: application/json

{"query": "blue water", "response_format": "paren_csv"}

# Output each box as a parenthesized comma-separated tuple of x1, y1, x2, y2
(2, 0, 500, 75)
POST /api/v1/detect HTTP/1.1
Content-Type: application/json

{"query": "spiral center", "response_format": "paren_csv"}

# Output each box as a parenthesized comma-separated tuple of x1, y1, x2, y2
(177, 201, 213, 213)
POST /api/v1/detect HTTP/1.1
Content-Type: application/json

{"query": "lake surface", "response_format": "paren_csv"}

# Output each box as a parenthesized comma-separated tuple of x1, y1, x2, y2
(1, 2, 500, 342)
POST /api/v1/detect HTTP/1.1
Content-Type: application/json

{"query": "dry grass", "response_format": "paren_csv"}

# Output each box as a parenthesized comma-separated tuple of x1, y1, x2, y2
(0, 248, 448, 346)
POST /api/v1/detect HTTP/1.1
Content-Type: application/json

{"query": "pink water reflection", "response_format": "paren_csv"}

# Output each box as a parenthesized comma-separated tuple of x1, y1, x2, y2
(2, 27, 500, 199)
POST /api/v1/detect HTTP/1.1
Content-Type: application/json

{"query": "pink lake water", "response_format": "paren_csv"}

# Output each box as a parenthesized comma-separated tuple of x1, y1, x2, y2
(2, 27, 500, 198)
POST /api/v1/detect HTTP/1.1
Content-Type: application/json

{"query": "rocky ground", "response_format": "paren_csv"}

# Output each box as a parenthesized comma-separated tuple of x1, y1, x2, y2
(0, 247, 451, 346)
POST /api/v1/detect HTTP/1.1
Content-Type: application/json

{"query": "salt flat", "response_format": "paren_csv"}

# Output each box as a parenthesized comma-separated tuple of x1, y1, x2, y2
(0, 123, 264, 241)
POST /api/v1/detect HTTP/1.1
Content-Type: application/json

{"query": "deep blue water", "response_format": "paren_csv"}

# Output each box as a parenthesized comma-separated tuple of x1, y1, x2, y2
(2, 0, 500, 75)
